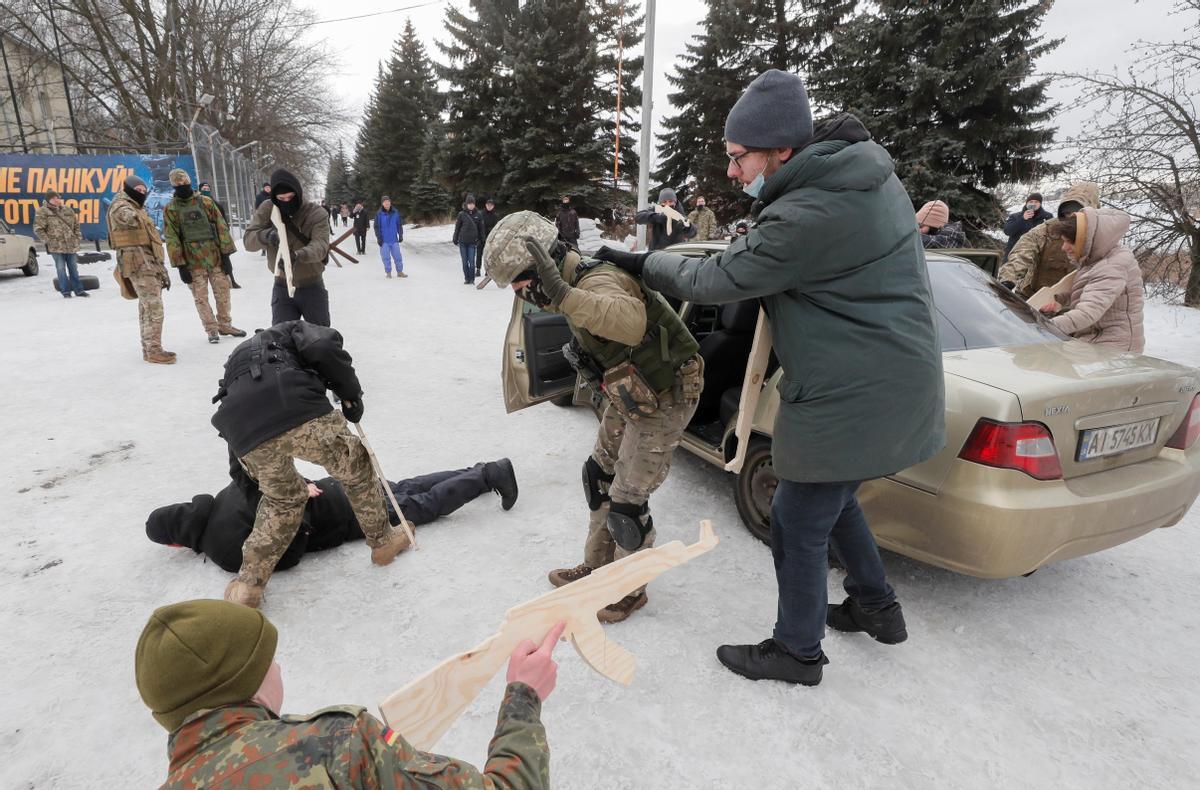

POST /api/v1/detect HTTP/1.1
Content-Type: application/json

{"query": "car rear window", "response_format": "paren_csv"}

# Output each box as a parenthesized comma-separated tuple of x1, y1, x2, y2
(927, 257, 1068, 351)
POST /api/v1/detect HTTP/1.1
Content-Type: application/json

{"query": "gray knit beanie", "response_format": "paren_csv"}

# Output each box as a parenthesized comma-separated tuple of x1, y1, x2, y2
(657, 187, 677, 204)
(724, 70, 813, 150)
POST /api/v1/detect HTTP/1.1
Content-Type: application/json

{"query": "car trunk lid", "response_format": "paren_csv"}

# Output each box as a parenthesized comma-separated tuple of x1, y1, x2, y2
(944, 342, 1200, 479)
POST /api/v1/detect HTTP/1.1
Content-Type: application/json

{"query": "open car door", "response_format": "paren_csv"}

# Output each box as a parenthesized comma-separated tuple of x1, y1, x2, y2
(501, 297, 578, 413)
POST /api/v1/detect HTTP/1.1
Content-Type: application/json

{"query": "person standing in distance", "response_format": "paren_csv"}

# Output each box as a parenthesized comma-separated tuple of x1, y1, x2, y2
(555, 195, 580, 247)
(108, 175, 176, 364)
(452, 194, 483, 285)
(351, 198, 370, 255)
(687, 196, 719, 242)
(477, 196, 499, 277)
(135, 599, 557, 786)
(244, 169, 332, 326)
(594, 70, 945, 684)
(375, 195, 405, 278)
(33, 189, 87, 298)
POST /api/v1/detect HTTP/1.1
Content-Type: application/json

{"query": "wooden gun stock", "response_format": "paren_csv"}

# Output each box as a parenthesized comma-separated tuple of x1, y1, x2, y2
(379, 521, 718, 750)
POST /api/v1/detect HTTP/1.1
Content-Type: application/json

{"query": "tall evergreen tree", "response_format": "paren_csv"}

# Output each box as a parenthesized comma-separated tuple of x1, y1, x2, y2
(811, 0, 1060, 234)
(497, 0, 610, 212)
(354, 19, 442, 213)
(409, 125, 456, 222)
(324, 142, 355, 206)
(437, 0, 521, 203)
(654, 1, 853, 219)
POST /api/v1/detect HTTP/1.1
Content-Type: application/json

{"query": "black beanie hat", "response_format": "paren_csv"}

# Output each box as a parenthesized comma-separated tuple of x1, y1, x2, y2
(1026, 192, 1043, 204)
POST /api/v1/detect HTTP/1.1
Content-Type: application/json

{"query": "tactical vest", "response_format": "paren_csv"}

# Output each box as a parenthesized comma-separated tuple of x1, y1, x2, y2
(178, 198, 215, 243)
(567, 259, 699, 393)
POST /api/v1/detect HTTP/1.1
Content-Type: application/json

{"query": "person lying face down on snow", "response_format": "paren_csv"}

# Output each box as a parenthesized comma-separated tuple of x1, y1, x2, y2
(146, 451, 518, 574)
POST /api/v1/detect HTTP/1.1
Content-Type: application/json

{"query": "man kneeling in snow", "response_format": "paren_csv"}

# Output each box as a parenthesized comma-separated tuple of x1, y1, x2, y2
(146, 452, 518, 574)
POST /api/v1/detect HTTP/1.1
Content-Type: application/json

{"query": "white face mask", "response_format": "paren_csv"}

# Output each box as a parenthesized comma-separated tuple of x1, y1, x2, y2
(743, 173, 765, 199)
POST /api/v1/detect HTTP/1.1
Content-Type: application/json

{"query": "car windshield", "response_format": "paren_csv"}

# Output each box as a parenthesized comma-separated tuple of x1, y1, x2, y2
(927, 257, 1069, 352)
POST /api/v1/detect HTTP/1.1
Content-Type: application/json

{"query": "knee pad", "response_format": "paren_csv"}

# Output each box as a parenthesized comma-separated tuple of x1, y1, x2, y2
(607, 500, 652, 552)
(583, 457, 615, 512)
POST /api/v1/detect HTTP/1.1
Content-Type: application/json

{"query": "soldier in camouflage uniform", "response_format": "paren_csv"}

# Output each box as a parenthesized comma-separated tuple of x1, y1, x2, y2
(480, 211, 703, 623)
(107, 175, 176, 364)
(212, 321, 410, 607)
(136, 599, 555, 787)
(686, 196, 719, 242)
(164, 168, 245, 343)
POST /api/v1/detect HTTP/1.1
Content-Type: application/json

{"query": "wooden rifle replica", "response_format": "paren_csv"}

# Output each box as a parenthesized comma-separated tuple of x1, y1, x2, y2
(379, 520, 719, 750)
(269, 204, 296, 297)
(725, 309, 772, 475)
(653, 201, 690, 238)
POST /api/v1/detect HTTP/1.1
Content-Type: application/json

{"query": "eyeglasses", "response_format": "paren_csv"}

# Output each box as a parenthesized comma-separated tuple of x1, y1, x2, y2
(726, 150, 759, 169)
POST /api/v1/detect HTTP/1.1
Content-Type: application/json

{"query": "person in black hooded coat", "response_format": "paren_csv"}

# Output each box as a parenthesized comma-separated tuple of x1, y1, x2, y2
(146, 452, 519, 573)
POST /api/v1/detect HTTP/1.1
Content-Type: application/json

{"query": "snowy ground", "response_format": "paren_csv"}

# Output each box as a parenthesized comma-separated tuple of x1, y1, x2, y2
(2, 229, 1199, 788)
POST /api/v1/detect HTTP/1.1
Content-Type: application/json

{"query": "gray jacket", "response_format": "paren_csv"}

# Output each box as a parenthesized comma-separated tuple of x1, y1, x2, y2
(641, 114, 945, 483)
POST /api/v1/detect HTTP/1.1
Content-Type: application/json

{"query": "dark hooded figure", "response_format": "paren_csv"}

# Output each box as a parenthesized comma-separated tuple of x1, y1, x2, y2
(146, 453, 519, 573)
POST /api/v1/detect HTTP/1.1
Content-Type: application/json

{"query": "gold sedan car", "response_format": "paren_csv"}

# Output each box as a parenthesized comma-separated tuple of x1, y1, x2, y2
(502, 243, 1200, 578)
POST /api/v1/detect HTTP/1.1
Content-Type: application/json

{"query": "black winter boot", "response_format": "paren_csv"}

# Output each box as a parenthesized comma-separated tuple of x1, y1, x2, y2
(485, 458, 519, 510)
(826, 598, 907, 644)
(716, 639, 828, 685)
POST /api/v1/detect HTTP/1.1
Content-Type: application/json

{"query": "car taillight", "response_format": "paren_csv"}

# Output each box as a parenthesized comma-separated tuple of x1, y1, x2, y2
(959, 419, 1063, 480)
(1166, 395, 1200, 450)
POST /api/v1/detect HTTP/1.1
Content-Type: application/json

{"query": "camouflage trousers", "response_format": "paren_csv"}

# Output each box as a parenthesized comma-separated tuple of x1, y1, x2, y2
(583, 362, 701, 569)
(187, 265, 232, 333)
(238, 411, 392, 586)
(130, 264, 166, 354)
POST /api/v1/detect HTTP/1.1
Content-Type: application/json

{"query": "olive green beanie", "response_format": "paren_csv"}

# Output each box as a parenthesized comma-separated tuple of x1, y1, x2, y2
(135, 599, 277, 732)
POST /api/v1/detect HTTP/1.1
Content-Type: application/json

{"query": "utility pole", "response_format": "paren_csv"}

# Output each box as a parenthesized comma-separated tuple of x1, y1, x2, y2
(0, 33, 28, 153)
(635, 0, 656, 251)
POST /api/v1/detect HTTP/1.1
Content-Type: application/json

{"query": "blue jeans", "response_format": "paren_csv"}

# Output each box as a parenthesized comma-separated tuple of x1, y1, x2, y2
(52, 252, 82, 295)
(459, 243, 476, 283)
(380, 241, 403, 273)
(770, 479, 896, 658)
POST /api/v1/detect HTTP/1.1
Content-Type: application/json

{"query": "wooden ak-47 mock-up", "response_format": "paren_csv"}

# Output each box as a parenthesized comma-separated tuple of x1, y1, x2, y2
(653, 201, 691, 238)
(1027, 270, 1076, 312)
(379, 520, 719, 750)
(725, 309, 772, 475)
(270, 204, 296, 298)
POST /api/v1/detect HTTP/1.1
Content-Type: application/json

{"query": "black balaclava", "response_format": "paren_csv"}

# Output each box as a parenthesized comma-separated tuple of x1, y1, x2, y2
(173, 183, 194, 199)
(145, 495, 215, 551)
(269, 168, 304, 219)
(124, 175, 149, 206)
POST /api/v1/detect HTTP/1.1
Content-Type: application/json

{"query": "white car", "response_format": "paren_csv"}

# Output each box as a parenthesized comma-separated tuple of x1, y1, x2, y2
(0, 219, 38, 277)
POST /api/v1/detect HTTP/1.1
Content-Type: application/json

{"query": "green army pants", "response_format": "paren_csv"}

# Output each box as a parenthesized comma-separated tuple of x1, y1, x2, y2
(237, 411, 391, 586)
(583, 358, 702, 569)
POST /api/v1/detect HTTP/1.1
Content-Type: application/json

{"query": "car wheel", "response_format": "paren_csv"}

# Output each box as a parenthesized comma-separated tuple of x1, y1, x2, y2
(551, 392, 575, 408)
(53, 274, 100, 291)
(734, 436, 776, 545)
(21, 250, 38, 276)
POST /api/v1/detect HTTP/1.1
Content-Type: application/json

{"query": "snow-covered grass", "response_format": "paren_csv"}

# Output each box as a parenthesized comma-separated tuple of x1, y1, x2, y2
(2, 229, 1198, 788)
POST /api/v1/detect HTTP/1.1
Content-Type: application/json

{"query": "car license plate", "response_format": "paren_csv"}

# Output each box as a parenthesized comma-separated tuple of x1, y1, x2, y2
(1077, 418, 1161, 461)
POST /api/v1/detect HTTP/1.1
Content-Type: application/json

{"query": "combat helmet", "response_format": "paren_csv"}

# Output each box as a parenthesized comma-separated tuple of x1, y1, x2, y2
(477, 210, 559, 289)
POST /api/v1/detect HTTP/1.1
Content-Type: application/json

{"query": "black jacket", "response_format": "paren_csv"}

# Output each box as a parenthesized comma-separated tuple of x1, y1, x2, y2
(145, 454, 365, 573)
(254, 190, 271, 208)
(555, 206, 580, 241)
(1003, 207, 1053, 258)
(481, 208, 499, 239)
(635, 201, 697, 250)
(453, 208, 482, 245)
(351, 207, 370, 232)
(211, 322, 362, 456)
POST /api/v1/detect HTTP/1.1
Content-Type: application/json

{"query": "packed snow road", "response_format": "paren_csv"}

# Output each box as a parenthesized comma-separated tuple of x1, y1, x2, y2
(2, 226, 1198, 788)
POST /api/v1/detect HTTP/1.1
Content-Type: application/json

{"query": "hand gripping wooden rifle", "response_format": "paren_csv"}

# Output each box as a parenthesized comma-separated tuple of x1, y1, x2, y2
(379, 520, 719, 750)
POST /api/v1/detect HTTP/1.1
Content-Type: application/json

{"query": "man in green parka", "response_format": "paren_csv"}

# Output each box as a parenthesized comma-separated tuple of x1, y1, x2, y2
(596, 70, 945, 686)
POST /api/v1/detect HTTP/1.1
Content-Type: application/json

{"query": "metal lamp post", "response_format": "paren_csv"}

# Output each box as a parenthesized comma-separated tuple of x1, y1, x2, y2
(187, 93, 214, 180)
(635, 0, 656, 250)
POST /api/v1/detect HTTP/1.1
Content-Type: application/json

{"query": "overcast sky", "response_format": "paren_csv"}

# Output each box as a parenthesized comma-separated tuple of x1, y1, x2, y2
(301, 0, 1184, 177)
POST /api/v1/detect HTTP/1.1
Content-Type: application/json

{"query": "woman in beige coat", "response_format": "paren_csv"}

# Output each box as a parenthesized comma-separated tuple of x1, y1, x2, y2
(1040, 206, 1145, 353)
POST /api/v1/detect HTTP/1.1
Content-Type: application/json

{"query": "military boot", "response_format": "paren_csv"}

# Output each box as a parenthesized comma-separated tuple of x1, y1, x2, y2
(207, 331, 220, 344)
(224, 579, 264, 608)
(548, 563, 593, 588)
(370, 528, 412, 566)
(144, 350, 177, 364)
(597, 591, 648, 623)
(219, 325, 247, 337)
(826, 598, 908, 644)
(484, 458, 519, 510)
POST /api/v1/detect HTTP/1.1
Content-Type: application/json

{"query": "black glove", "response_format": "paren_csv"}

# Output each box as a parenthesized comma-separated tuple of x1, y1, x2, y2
(177, 266, 193, 285)
(259, 227, 280, 248)
(526, 238, 572, 308)
(1000, 280, 1017, 291)
(220, 255, 232, 276)
(341, 397, 364, 424)
(594, 246, 649, 277)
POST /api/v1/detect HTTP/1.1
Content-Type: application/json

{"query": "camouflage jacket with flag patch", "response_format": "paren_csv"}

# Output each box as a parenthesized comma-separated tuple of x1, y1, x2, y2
(162, 682, 549, 788)
(163, 194, 236, 271)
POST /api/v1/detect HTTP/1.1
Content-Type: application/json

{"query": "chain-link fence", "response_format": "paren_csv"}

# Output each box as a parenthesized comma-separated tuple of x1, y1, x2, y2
(182, 121, 266, 230)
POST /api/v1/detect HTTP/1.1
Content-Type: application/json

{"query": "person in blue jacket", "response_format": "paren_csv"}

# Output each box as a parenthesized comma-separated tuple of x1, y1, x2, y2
(375, 195, 405, 278)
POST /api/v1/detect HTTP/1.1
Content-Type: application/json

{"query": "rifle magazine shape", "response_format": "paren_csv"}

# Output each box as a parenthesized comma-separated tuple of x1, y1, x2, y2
(379, 520, 719, 750)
